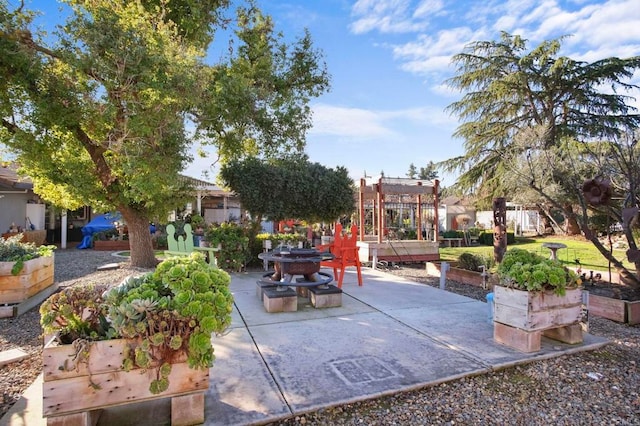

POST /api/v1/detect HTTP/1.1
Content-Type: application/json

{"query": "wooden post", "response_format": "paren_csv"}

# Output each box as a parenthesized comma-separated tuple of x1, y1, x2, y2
(359, 178, 366, 241)
(433, 179, 440, 242)
(416, 182, 422, 241)
(377, 178, 384, 244)
(493, 197, 507, 263)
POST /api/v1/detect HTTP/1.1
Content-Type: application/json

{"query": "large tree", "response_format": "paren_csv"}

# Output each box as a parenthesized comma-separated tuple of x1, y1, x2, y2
(220, 156, 355, 223)
(443, 32, 639, 196)
(443, 32, 640, 285)
(0, 1, 329, 267)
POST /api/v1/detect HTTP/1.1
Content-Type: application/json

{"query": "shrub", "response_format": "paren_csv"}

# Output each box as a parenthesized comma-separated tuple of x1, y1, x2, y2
(205, 222, 250, 272)
(457, 252, 496, 272)
(441, 230, 464, 239)
(477, 231, 515, 246)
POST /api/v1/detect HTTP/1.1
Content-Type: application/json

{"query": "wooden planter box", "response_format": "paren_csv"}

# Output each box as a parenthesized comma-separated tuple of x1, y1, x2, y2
(493, 286, 583, 352)
(42, 338, 208, 425)
(588, 294, 640, 325)
(425, 261, 491, 288)
(93, 240, 131, 251)
(0, 255, 56, 317)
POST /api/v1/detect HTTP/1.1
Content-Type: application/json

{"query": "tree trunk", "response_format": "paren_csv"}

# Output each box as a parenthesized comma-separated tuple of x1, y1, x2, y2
(536, 204, 557, 235)
(563, 203, 581, 235)
(120, 208, 158, 268)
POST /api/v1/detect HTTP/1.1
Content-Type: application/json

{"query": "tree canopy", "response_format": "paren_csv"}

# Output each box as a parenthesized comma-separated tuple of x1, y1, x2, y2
(220, 156, 355, 223)
(443, 32, 640, 198)
(443, 32, 640, 285)
(0, 1, 329, 267)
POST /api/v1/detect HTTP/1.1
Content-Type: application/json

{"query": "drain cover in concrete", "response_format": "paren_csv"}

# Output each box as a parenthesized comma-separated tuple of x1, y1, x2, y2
(331, 357, 399, 384)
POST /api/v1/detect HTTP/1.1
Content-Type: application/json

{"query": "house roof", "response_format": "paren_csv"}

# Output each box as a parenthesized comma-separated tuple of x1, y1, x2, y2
(0, 163, 33, 190)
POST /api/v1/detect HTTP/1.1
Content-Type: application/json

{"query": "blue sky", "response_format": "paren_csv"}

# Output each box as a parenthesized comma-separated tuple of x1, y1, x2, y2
(20, 0, 640, 185)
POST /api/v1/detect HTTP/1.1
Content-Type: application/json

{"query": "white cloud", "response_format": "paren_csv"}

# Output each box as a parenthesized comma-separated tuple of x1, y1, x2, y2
(350, 0, 435, 34)
(391, 27, 480, 76)
(309, 103, 455, 140)
(358, 0, 639, 85)
(309, 104, 397, 139)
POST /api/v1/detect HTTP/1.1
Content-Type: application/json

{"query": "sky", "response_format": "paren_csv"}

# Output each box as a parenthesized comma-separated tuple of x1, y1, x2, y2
(18, 0, 640, 186)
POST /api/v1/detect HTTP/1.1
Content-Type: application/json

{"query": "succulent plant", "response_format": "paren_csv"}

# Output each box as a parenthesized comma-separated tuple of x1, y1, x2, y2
(497, 248, 581, 296)
(40, 252, 234, 394)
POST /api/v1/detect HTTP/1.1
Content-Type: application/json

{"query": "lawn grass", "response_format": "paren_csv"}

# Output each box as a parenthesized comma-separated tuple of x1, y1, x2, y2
(439, 235, 636, 273)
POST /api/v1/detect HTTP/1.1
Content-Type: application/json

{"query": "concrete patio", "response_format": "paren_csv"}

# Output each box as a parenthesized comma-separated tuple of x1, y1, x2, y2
(1, 267, 608, 425)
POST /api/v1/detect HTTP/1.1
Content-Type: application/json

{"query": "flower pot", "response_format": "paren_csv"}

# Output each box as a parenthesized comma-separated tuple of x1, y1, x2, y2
(42, 337, 208, 425)
(0, 255, 55, 306)
(493, 286, 583, 352)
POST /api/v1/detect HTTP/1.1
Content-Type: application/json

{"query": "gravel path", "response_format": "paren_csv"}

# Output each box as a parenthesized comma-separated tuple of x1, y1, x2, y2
(1, 254, 639, 424)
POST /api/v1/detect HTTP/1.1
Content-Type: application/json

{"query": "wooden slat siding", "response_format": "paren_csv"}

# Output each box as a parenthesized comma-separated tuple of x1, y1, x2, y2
(0, 255, 53, 275)
(43, 338, 188, 381)
(493, 286, 582, 331)
(378, 184, 435, 194)
(588, 294, 626, 323)
(42, 362, 208, 417)
(0, 257, 55, 304)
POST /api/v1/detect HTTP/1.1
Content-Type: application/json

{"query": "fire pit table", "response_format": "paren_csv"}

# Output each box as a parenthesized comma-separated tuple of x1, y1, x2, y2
(257, 247, 342, 312)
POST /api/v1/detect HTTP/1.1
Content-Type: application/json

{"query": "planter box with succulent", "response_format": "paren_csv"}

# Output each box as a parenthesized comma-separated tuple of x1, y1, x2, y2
(40, 253, 234, 425)
(493, 248, 583, 352)
(0, 234, 56, 317)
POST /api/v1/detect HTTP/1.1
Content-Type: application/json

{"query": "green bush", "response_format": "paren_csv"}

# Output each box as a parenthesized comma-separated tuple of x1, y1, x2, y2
(441, 230, 464, 239)
(204, 222, 250, 272)
(457, 252, 484, 272)
(477, 231, 515, 246)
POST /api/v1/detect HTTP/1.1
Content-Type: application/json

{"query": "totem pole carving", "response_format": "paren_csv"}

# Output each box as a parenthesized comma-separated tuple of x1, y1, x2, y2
(493, 197, 507, 263)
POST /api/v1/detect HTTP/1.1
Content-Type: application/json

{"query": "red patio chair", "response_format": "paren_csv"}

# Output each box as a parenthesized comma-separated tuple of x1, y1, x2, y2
(320, 223, 363, 288)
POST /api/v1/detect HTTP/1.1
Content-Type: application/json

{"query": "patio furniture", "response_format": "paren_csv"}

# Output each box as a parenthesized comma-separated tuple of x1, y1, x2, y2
(165, 223, 219, 266)
(319, 223, 363, 288)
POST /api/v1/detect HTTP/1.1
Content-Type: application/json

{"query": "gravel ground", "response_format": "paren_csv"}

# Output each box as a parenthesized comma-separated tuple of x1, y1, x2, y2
(1, 253, 639, 425)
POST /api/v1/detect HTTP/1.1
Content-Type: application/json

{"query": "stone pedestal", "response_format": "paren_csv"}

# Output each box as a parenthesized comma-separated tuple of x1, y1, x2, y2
(309, 285, 342, 308)
(263, 287, 298, 313)
(494, 322, 583, 353)
(256, 281, 278, 300)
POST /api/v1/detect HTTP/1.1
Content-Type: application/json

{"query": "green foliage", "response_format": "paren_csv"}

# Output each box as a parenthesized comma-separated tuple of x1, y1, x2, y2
(477, 231, 515, 246)
(443, 32, 640, 200)
(0, 2, 329, 268)
(256, 232, 307, 246)
(220, 156, 355, 223)
(40, 284, 111, 343)
(204, 222, 250, 272)
(0, 234, 55, 275)
(441, 230, 464, 239)
(40, 253, 233, 395)
(497, 248, 580, 296)
(457, 252, 494, 272)
(91, 228, 126, 242)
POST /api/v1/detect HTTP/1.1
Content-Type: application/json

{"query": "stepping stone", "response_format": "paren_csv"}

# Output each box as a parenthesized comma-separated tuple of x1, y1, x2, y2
(97, 263, 120, 271)
(0, 348, 29, 367)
